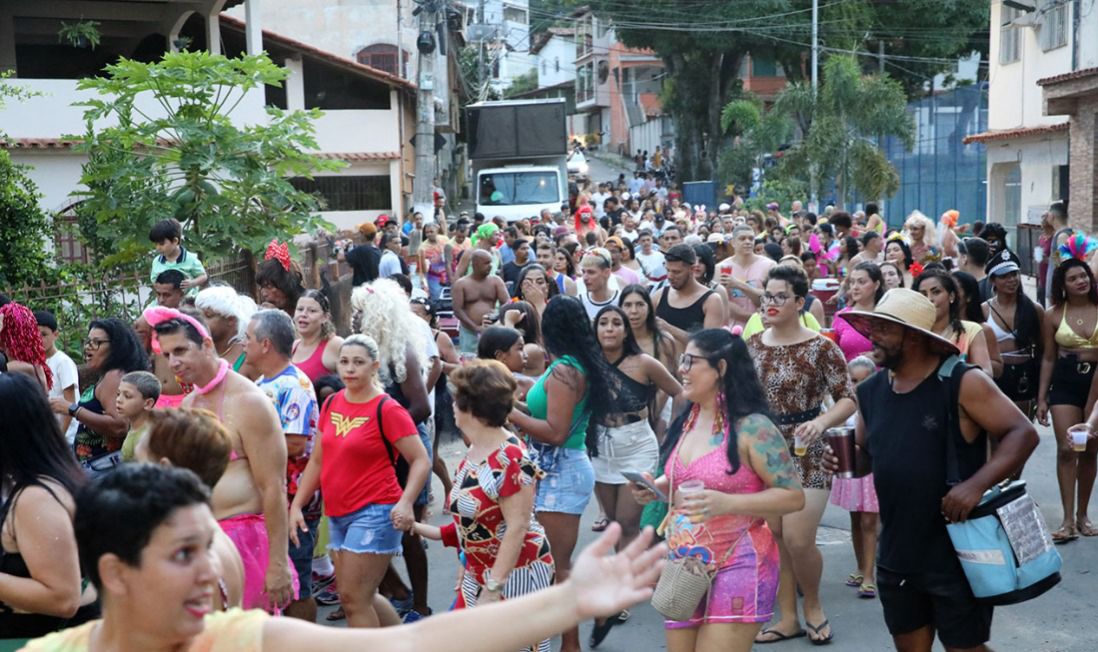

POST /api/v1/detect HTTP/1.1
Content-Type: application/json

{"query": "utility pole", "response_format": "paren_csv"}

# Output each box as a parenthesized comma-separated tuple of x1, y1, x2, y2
(809, 0, 818, 213)
(413, 0, 440, 222)
(477, 0, 487, 98)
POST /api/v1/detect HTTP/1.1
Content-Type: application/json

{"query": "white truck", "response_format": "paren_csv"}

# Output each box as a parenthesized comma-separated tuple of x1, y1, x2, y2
(467, 98, 569, 223)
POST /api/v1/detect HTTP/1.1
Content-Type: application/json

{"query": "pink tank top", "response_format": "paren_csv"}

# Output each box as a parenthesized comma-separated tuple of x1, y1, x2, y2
(664, 425, 776, 570)
(293, 339, 329, 382)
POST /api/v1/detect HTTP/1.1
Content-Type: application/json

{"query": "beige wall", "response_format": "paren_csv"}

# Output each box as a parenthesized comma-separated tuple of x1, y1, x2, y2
(988, 1, 1071, 131)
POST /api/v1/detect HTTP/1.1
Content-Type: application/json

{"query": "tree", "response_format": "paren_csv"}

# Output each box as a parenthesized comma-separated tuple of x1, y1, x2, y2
(584, 0, 986, 182)
(505, 70, 538, 98)
(72, 51, 343, 268)
(765, 55, 914, 208)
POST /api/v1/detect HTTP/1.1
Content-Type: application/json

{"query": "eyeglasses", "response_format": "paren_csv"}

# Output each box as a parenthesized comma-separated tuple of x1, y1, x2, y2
(678, 352, 711, 372)
(83, 338, 110, 350)
(760, 292, 793, 306)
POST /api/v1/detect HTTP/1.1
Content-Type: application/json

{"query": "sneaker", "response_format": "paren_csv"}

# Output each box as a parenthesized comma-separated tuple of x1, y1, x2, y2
(401, 608, 431, 624)
(389, 595, 414, 615)
(315, 583, 341, 606)
(312, 571, 336, 592)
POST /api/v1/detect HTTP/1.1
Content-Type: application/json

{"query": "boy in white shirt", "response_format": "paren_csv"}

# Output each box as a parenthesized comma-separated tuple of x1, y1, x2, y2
(35, 310, 80, 443)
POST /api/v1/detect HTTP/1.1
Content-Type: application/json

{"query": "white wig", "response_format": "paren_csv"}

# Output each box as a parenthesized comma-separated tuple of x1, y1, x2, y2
(350, 278, 427, 387)
(195, 285, 258, 340)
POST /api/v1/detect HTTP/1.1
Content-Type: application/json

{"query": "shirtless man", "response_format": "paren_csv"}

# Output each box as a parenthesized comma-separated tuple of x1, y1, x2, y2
(651, 244, 726, 345)
(148, 309, 294, 613)
(452, 250, 510, 355)
(133, 316, 186, 405)
(717, 224, 774, 330)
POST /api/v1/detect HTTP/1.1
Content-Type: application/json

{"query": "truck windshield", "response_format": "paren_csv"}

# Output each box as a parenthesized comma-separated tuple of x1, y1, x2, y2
(479, 171, 559, 206)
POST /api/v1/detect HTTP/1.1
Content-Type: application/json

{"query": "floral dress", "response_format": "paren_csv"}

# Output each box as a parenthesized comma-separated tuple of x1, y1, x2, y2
(747, 333, 854, 490)
(440, 435, 555, 652)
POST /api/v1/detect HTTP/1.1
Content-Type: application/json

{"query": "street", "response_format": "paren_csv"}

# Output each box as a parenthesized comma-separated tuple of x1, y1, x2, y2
(395, 420, 1098, 652)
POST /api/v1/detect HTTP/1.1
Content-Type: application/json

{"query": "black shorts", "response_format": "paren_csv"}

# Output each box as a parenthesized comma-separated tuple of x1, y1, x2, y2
(877, 567, 993, 649)
(1048, 356, 1096, 408)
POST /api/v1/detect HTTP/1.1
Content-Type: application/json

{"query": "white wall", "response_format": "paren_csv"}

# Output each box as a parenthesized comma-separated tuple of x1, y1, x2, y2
(9, 151, 87, 214)
(311, 108, 401, 154)
(537, 37, 576, 88)
(988, 1, 1072, 131)
(985, 134, 1068, 225)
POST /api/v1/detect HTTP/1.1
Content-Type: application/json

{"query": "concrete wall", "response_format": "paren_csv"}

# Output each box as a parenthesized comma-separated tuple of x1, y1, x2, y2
(988, 1, 1072, 131)
(984, 134, 1068, 227)
(537, 37, 576, 88)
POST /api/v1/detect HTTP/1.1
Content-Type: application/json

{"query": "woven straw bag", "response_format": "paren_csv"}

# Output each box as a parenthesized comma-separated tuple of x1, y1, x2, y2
(651, 554, 716, 620)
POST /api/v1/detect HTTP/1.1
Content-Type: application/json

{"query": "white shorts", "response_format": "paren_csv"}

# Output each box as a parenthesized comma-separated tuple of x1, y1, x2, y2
(592, 420, 660, 484)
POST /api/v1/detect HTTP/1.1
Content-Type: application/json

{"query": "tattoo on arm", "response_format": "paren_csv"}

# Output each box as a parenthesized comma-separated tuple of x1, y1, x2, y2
(740, 415, 800, 490)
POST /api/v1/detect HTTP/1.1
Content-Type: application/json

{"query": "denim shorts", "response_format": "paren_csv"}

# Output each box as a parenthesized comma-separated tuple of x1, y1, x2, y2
(289, 516, 319, 596)
(534, 447, 595, 515)
(395, 423, 434, 507)
(327, 503, 403, 556)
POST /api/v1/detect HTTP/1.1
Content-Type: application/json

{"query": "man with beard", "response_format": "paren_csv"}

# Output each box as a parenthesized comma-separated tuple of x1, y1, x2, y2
(651, 244, 725, 345)
(147, 308, 295, 613)
(833, 289, 1037, 652)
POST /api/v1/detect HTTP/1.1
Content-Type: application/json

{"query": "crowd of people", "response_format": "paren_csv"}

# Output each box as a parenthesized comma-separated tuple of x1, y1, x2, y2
(0, 186, 1085, 652)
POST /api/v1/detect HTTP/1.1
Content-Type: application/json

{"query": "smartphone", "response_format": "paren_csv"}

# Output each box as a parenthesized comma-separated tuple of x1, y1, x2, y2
(621, 470, 668, 503)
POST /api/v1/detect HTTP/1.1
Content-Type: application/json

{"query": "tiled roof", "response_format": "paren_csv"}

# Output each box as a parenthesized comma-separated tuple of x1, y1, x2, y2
(1037, 66, 1098, 86)
(219, 14, 415, 91)
(962, 122, 1069, 144)
(314, 152, 400, 161)
(1, 138, 80, 150)
(638, 93, 662, 117)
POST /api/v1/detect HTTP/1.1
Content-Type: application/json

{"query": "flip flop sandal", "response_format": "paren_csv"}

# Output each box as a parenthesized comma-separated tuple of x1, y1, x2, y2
(591, 517, 610, 532)
(754, 627, 806, 644)
(1052, 525, 1079, 543)
(589, 610, 629, 647)
(845, 572, 864, 587)
(806, 619, 833, 646)
(325, 606, 346, 622)
(1078, 521, 1098, 536)
(858, 583, 877, 599)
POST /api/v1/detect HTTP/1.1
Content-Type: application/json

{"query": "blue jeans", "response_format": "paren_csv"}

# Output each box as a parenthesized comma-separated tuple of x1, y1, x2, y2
(534, 447, 595, 515)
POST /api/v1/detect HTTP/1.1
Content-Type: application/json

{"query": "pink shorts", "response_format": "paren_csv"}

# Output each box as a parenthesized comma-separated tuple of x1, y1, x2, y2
(219, 512, 299, 611)
(665, 536, 778, 628)
(154, 393, 187, 409)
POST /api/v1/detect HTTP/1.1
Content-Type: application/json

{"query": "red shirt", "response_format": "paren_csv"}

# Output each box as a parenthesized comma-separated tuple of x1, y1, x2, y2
(319, 391, 417, 517)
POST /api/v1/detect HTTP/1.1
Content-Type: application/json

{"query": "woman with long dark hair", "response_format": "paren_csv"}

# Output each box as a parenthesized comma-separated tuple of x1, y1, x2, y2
(954, 269, 1004, 379)
(1038, 258, 1098, 542)
(747, 266, 855, 645)
(500, 301, 547, 377)
(983, 251, 1045, 415)
(0, 373, 95, 637)
(884, 236, 915, 288)
(631, 329, 804, 652)
(590, 306, 680, 639)
(912, 269, 993, 375)
(512, 263, 559, 319)
(256, 241, 306, 317)
(50, 318, 149, 473)
(619, 284, 677, 376)
(508, 296, 616, 652)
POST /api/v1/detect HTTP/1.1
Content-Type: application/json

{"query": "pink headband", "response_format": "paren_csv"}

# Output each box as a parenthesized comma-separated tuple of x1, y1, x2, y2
(142, 306, 211, 341)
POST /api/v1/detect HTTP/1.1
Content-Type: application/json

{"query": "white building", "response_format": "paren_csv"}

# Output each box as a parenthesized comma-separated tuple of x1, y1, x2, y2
(532, 28, 576, 89)
(968, 0, 1098, 231)
(0, 0, 416, 260)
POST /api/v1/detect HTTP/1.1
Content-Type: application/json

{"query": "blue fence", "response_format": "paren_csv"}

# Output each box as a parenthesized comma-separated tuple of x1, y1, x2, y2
(880, 83, 988, 229)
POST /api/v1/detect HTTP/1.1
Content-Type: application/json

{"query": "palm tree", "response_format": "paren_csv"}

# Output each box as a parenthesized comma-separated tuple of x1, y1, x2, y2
(753, 55, 914, 209)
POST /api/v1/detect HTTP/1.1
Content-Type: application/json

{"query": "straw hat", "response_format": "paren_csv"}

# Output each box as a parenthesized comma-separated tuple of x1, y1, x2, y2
(837, 288, 959, 355)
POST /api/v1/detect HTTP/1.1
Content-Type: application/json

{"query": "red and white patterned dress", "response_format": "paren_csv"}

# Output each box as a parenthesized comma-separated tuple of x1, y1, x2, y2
(440, 435, 555, 651)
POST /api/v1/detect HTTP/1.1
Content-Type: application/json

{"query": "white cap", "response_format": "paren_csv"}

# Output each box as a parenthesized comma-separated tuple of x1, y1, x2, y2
(719, 203, 731, 211)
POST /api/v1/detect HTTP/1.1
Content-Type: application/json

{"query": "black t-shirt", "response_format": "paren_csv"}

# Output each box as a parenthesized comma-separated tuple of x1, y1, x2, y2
(345, 244, 381, 286)
(501, 261, 527, 290)
(605, 207, 624, 226)
(858, 361, 987, 574)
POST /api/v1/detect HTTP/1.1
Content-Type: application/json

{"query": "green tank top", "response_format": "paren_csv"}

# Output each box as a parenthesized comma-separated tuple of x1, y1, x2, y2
(526, 355, 590, 450)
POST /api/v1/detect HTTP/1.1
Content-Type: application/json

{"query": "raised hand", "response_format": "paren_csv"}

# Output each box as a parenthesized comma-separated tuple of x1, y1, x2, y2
(569, 523, 666, 620)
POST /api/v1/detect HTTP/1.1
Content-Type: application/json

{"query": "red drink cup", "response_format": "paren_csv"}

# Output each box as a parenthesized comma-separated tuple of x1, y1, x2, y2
(826, 427, 857, 479)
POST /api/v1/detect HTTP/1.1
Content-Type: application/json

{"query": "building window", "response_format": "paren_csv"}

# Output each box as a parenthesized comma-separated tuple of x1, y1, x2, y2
(541, 60, 547, 76)
(290, 175, 392, 211)
(1041, 1, 1068, 51)
(356, 44, 406, 77)
(752, 55, 778, 77)
(503, 6, 528, 24)
(554, 57, 560, 72)
(999, 6, 1021, 64)
(53, 209, 90, 265)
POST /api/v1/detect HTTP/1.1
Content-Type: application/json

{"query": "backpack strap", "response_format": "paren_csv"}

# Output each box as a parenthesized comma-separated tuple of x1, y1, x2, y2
(375, 396, 397, 467)
(937, 355, 972, 486)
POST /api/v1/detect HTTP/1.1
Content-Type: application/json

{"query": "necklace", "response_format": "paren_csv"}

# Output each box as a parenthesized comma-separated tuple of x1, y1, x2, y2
(193, 359, 230, 396)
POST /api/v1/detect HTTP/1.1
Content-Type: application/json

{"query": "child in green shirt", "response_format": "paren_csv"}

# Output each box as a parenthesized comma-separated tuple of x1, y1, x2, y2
(116, 371, 161, 462)
(149, 218, 208, 293)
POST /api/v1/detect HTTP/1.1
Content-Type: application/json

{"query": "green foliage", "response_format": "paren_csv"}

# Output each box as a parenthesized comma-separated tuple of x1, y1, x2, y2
(58, 20, 102, 49)
(71, 51, 342, 268)
(765, 55, 913, 207)
(717, 94, 793, 195)
(505, 70, 539, 98)
(0, 150, 55, 290)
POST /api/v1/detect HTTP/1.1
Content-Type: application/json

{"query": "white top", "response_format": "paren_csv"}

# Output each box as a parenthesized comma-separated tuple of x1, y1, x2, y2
(379, 250, 403, 278)
(46, 349, 80, 444)
(580, 288, 621, 321)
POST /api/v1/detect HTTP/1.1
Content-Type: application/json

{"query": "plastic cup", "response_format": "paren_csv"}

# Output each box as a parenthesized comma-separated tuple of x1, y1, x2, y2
(793, 434, 808, 457)
(679, 479, 705, 498)
(721, 264, 733, 276)
(1070, 426, 1090, 453)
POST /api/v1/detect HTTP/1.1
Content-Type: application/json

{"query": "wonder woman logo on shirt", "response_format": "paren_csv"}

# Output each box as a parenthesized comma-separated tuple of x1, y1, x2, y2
(330, 412, 368, 437)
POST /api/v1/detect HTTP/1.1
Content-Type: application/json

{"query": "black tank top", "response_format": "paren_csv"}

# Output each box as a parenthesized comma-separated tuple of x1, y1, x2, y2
(858, 361, 987, 574)
(608, 358, 657, 414)
(656, 287, 715, 335)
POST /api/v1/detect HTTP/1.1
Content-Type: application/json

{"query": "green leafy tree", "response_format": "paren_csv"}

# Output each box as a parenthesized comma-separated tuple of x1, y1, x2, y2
(72, 51, 343, 267)
(766, 55, 914, 208)
(717, 93, 793, 196)
(505, 70, 539, 98)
